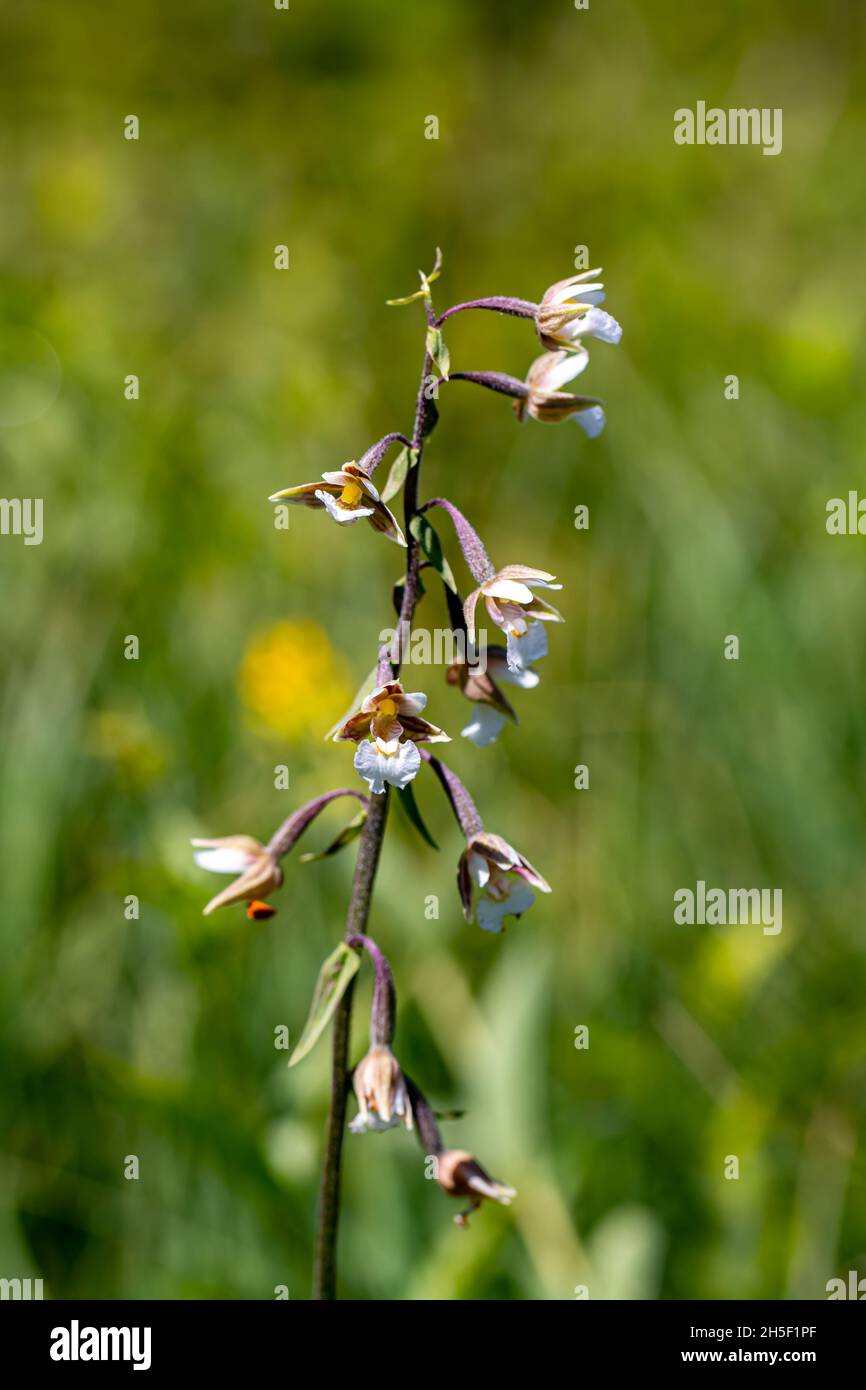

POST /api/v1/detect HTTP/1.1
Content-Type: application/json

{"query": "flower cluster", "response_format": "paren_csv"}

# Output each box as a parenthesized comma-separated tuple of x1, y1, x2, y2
(188, 256, 621, 1271)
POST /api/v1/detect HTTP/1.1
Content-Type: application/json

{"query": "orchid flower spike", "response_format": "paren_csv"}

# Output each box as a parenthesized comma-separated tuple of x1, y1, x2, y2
(536, 267, 622, 351)
(191, 835, 282, 915)
(436, 1149, 517, 1227)
(464, 565, 562, 673)
(269, 462, 406, 546)
(336, 680, 449, 794)
(514, 350, 607, 436)
(350, 1044, 414, 1134)
(458, 830, 550, 932)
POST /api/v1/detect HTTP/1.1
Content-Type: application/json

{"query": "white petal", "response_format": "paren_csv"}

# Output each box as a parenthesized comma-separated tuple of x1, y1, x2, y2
(475, 896, 507, 932)
(354, 739, 388, 795)
(316, 490, 374, 524)
(468, 851, 491, 889)
(574, 288, 606, 306)
(476, 881, 536, 932)
(579, 307, 622, 344)
(523, 577, 562, 592)
(550, 269, 603, 302)
(566, 267, 603, 286)
(543, 347, 589, 390)
(465, 1173, 516, 1203)
(383, 738, 421, 789)
(574, 405, 606, 438)
(558, 321, 586, 346)
(495, 661, 540, 688)
(506, 619, 549, 672)
(193, 847, 254, 875)
(461, 705, 506, 747)
(487, 597, 527, 637)
(374, 735, 401, 754)
(399, 692, 428, 715)
(483, 577, 535, 604)
(350, 1111, 400, 1134)
(354, 737, 420, 794)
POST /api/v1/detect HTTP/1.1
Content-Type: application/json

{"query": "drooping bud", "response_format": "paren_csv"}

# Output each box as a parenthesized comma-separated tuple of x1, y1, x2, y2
(350, 1045, 413, 1134)
(435, 1149, 517, 1226)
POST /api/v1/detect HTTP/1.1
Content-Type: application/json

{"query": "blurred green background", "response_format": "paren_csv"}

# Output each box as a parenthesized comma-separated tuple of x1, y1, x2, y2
(1, 0, 865, 1301)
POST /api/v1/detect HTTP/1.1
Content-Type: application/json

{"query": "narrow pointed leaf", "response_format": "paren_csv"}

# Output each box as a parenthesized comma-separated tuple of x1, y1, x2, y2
(299, 808, 367, 863)
(386, 285, 429, 307)
(396, 781, 439, 851)
(409, 514, 457, 594)
(426, 326, 450, 380)
(421, 395, 439, 439)
(289, 943, 361, 1067)
(380, 446, 418, 504)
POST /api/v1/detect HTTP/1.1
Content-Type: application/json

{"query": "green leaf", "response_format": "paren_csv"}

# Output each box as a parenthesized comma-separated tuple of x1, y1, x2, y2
(409, 514, 457, 593)
(396, 781, 439, 851)
(421, 395, 439, 438)
(425, 325, 450, 380)
(426, 245, 444, 284)
(386, 285, 429, 307)
(380, 446, 418, 505)
(299, 808, 367, 863)
(289, 943, 361, 1067)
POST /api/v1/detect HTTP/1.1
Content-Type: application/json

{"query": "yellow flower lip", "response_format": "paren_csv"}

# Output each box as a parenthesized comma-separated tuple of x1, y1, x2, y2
(378, 697, 398, 718)
(339, 482, 364, 508)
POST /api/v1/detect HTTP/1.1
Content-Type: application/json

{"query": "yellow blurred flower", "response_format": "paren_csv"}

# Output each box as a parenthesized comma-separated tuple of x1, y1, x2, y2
(239, 620, 351, 740)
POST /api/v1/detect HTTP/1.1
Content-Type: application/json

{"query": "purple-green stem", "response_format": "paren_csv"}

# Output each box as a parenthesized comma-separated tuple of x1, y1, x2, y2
(435, 295, 537, 326)
(346, 933, 396, 1047)
(312, 320, 435, 1301)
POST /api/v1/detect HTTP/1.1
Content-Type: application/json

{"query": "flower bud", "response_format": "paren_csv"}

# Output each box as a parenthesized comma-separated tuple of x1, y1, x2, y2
(350, 1045, 413, 1134)
(436, 1149, 517, 1226)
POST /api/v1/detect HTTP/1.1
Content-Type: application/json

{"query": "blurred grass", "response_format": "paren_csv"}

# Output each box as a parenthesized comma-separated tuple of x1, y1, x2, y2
(1, 0, 865, 1299)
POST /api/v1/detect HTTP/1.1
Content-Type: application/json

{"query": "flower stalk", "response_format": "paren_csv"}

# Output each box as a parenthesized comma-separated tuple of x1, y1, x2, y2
(190, 249, 621, 1300)
(313, 319, 436, 1298)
